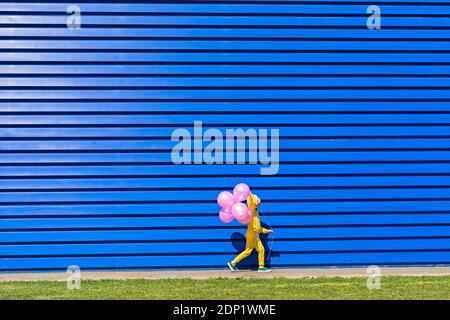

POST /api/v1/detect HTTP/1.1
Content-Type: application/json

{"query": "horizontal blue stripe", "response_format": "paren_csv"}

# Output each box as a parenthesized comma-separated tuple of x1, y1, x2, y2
(2, 138, 450, 150)
(7, 77, 450, 87)
(6, 41, 450, 51)
(1, 252, 449, 271)
(2, 213, 450, 230)
(3, 226, 450, 243)
(4, 90, 450, 100)
(1, 164, 450, 177)
(2, 201, 450, 216)
(1, 188, 450, 203)
(3, 239, 450, 257)
(1, 3, 450, 15)
(2, 16, 450, 27)
(2, 151, 450, 164)
(2, 125, 450, 136)
(4, 29, 450, 39)
(2, 176, 450, 189)
(4, 65, 450, 75)
(4, 102, 450, 113)
(3, 114, 450, 124)
(6, 52, 450, 62)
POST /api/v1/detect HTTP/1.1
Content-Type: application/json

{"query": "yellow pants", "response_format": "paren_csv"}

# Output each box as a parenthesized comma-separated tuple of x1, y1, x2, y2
(233, 233, 265, 267)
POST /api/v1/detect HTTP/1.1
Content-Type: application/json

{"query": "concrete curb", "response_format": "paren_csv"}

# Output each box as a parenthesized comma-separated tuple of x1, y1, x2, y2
(1, 267, 450, 281)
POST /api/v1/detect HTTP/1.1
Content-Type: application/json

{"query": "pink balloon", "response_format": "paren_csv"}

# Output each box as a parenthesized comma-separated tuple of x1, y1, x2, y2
(238, 212, 252, 224)
(219, 209, 234, 224)
(233, 183, 251, 202)
(217, 191, 236, 209)
(231, 202, 249, 221)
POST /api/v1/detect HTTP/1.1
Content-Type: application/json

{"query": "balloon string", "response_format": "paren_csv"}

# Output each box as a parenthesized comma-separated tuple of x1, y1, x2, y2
(259, 210, 274, 261)
(267, 232, 275, 261)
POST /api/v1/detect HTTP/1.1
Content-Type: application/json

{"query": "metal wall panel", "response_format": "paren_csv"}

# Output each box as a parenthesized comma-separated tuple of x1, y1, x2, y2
(1, 0, 450, 272)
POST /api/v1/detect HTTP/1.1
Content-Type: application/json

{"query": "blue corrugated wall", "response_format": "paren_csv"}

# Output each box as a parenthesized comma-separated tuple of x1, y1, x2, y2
(1, 0, 450, 272)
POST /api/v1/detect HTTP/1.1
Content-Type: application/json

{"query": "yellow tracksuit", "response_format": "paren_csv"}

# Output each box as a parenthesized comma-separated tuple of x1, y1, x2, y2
(232, 194, 270, 267)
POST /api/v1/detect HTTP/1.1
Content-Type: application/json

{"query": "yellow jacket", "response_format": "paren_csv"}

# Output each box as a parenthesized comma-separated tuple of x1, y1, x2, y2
(246, 194, 270, 236)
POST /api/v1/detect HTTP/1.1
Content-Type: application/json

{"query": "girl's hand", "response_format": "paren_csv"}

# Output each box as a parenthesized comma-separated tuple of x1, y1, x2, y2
(267, 230, 274, 234)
